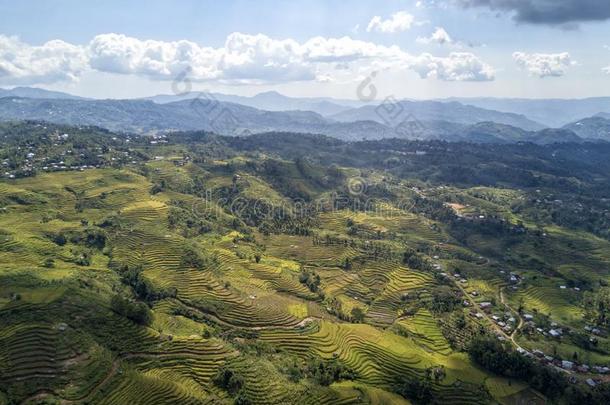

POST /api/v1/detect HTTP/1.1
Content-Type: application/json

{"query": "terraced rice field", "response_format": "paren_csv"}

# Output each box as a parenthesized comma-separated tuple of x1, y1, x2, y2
(365, 266, 434, 327)
(2, 160, 596, 404)
(395, 309, 452, 355)
(508, 285, 583, 324)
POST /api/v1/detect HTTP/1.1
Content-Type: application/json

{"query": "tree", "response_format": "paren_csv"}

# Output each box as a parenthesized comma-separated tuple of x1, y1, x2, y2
(110, 295, 152, 325)
(351, 307, 365, 323)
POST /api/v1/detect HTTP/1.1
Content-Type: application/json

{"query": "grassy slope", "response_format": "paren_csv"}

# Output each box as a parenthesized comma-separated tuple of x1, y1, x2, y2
(1, 152, 608, 404)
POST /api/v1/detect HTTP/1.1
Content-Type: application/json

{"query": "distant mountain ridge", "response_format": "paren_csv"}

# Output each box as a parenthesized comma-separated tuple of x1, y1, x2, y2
(330, 100, 545, 131)
(562, 115, 610, 140)
(144, 90, 362, 117)
(0, 97, 594, 144)
(0, 87, 607, 144)
(446, 97, 610, 127)
(0, 86, 87, 100)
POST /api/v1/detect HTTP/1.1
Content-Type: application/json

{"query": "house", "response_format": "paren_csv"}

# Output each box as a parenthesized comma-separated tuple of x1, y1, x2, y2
(498, 321, 506, 327)
(560, 285, 567, 289)
(561, 360, 574, 370)
(516, 348, 531, 356)
(491, 315, 500, 321)
(479, 302, 492, 309)
(524, 314, 534, 321)
(549, 329, 562, 338)
(586, 379, 597, 387)
(533, 349, 544, 357)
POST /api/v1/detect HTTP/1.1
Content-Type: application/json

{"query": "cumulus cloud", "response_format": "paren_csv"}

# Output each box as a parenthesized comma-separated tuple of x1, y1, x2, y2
(0, 32, 495, 84)
(454, 0, 610, 27)
(416, 27, 453, 45)
(367, 11, 415, 33)
(89, 33, 223, 80)
(512, 51, 573, 77)
(408, 52, 495, 81)
(0, 35, 87, 84)
(88, 33, 492, 83)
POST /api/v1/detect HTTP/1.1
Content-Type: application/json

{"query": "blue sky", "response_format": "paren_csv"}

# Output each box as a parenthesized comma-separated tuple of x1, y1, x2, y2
(1, 0, 609, 99)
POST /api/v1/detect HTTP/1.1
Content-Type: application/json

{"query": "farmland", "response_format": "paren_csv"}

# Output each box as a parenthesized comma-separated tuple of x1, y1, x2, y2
(1, 123, 610, 404)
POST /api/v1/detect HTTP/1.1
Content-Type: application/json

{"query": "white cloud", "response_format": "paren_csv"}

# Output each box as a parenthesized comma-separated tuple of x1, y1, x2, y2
(408, 52, 495, 81)
(89, 33, 222, 80)
(0, 32, 495, 85)
(416, 27, 453, 45)
(512, 51, 573, 77)
(367, 11, 415, 33)
(0, 35, 87, 84)
(220, 33, 315, 82)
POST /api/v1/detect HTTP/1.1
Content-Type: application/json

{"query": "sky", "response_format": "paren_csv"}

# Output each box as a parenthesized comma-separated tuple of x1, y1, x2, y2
(1, 0, 610, 100)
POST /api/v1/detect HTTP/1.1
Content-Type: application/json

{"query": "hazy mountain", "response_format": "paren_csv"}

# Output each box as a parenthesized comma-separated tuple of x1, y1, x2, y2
(527, 128, 583, 144)
(0, 97, 384, 139)
(145, 90, 360, 116)
(0, 86, 87, 100)
(447, 97, 610, 128)
(450, 122, 582, 144)
(0, 96, 586, 144)
(562, 116, 610, 141)
(330, 100, 545, 131)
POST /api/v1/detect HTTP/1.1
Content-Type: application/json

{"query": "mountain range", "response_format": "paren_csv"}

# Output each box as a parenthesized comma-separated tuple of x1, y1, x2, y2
(1, 86, 610, 144)
(446, 97, 610, 128)
(145, 90, 361, 117)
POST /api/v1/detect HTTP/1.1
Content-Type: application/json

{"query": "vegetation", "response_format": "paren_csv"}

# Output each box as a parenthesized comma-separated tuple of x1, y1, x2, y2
(1, 122, 610, 404)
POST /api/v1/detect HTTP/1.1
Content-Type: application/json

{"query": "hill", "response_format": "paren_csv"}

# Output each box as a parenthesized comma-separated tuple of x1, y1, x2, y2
(0, 86, 87, 100)
(563, 116, 610, 141)
(0, 97, 552, 143)
(146, 90, 357, 116)
(330, 100, 545, 131)
(447, 97, 610, 127)
(0, 122, 610, 404)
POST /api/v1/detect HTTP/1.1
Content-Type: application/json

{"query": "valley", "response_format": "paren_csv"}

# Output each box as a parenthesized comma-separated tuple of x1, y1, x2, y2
(0, 123, 609, 404)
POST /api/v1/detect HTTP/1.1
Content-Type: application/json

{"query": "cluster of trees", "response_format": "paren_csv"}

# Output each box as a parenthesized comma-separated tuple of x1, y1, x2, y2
(299, 269, 321, 295)
(47, 227, 107, 249)
(468, 336, 566, 400)
(584, 287, 610, 327)
(469, 335, 610, 402)
(402, 248, 434, 272)
(427, 285, 461, 313)
(168, 205, 213, 237)
(392, 376, 434, 404)
(118, 265, 177, 303)
(305, 357, 357, 386)
(213, 366, 250, 405)
(110, 295, 152, 325)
